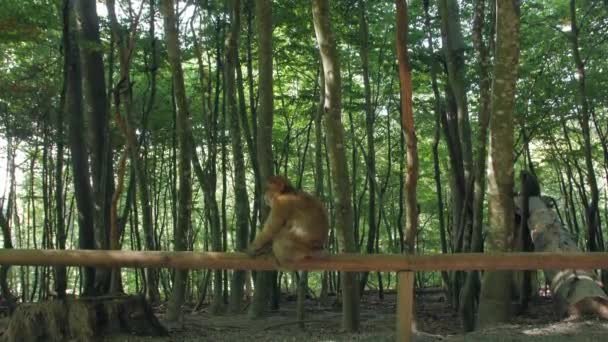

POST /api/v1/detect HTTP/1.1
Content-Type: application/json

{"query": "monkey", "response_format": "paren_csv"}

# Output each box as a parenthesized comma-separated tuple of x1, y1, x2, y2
(245, 175, 329, 266)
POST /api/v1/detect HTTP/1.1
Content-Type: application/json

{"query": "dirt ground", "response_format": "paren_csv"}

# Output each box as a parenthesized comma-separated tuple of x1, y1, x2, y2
(2, 289, 607, 341)
(116, 289, 608, 341)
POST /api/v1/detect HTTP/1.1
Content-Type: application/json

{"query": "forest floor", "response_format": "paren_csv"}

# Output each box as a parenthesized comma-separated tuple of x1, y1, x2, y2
(2, 288, 607, 341)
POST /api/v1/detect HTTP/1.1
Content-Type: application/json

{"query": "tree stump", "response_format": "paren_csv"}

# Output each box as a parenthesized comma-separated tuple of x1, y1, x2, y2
(4, 295, 167, 342)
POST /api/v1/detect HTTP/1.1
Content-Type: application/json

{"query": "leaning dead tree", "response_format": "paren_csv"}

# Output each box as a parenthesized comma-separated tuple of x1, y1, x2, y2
(517, 194, 608, 319)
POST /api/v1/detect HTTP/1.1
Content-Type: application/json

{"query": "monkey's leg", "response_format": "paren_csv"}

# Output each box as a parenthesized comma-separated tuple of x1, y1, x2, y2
(272, 238, 326, 270)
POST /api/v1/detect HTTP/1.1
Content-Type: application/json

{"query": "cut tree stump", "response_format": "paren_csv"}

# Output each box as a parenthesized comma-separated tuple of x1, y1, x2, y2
(520, 196, 608, 320)
(4, 294, 167, 342)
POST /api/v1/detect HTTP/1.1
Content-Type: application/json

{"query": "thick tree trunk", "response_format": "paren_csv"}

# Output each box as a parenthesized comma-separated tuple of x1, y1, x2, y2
(478, 0, 520, 328)
(161, 0, 193, 322)
(249, 0, 276, 319)
(67, 0, 96, 296)
(75, 0, 113, 294)
(312, 0, 360, 332)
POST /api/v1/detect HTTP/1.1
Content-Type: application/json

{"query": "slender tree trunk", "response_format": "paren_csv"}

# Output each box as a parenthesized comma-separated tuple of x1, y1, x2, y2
(461, 0, 492, 331)
(106, 0, 159, 303)
(438, 0, 473, 310)
(55, 0, 69, 299)
(569, 0, 603, 256)
(358, 0, 378, 294)
(422, 0, 449, 289)
(395, 0, 419, 255)
(161, 0, 193, 322)
(438, 0, 472, 183)
(249, 0, 276, 319)
(570, 0, 607, 286)
(75, 0, 112, 295)
(225, 0, 250, 314)
(395, 0, 419, 331)
(0, 127, 16, 313)
(312, 0, 360, 332)
(478, 0, 520, 328)
(314, 71, 331, 305)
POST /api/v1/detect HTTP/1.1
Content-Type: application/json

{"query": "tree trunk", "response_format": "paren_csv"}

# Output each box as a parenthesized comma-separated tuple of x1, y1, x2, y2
(422, 0, 449, 290)
(226, 0, 250, 314)
(358, 0, 378, 294)
(106, 0, 159, 303)
(478, 0, 520, 328)
(395, 0, 419, 256)
(312, 0, 360, 332)
(569, 1, 604, 270)
(249, 0, 276, 319)
(161, 0, 193, 322)
(438, 0, 473, 310)
(438, 0, 472, 183)
(67, 0, 96, 296)
(0, 126, 16, 313)
(55, 0, 69, 300)
(395, 0, 419, 331)
(75, 0, 113, 295)
(460, 0, 493, 331)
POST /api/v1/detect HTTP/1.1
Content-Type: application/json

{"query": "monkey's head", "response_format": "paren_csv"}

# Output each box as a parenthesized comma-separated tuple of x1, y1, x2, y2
(264, 175, 296, 206)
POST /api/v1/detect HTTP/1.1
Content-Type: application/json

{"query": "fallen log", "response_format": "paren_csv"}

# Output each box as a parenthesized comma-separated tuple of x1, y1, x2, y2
(526, 196, 608, 319)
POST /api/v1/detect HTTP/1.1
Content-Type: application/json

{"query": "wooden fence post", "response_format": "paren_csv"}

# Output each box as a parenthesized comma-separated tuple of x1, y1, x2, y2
(396, 271, 414, 342)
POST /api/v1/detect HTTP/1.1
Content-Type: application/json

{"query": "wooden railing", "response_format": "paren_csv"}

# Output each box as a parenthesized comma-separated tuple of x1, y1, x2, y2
(2, 249, 608, 342)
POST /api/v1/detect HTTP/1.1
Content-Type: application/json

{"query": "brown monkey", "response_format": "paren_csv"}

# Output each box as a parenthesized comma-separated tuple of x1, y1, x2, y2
(246, 175, 329, 265)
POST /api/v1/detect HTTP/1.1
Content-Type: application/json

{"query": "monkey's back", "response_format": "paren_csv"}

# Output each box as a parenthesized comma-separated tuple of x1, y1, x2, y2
(279, 191, 329, 247)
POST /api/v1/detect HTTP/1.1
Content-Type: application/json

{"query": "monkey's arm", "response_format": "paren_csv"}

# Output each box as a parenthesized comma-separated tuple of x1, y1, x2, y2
(246, 207, 287, 255)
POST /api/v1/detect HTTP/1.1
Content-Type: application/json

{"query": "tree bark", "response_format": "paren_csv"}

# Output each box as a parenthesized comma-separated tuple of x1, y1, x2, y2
(478, 0, 520, 328)
(438, 0, 472, 182)
(395, 0, 419, 256)
(106, 0, 159, 303)
(249, 0, 276, 319)
(68, 0, 96, 296)
(395, 0, 419, 332)
(225, 0, 250, 314)
(460, 0, 493, 331)
(0, 120, 16, 313)
(422, 0, 449, 290)
(569, 0, 604, 262)
(358, 0, 378, 294)
(75, 0, 113, 294)
(161, 0, 193, 322)
(312, 0, 360, 332)
(55, 0, 69, 300)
